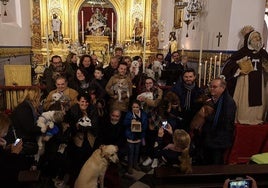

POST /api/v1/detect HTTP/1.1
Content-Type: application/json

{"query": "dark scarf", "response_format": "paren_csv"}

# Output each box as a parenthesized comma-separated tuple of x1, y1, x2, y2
(212, 95, 223, 128)
(184, 83, 195, 110)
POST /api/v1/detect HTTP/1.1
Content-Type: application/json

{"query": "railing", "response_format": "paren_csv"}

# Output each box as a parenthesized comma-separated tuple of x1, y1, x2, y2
(0, 85, 46, 110)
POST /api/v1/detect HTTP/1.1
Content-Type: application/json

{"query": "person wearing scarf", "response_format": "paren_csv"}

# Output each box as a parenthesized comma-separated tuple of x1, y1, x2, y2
(171, 68, 204, 132)
(201, 78, 236, 165)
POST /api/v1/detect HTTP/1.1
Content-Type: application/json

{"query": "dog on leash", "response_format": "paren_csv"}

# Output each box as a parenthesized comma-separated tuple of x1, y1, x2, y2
(74, 145, 119, 188)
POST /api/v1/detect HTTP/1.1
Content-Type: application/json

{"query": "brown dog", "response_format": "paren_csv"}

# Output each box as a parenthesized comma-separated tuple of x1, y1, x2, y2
(74, 145, 119, 188)
(190, 99, 214, 132)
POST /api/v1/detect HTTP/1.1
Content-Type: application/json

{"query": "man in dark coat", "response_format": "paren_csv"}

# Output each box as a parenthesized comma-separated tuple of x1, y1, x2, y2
(201, 78, 236, 165)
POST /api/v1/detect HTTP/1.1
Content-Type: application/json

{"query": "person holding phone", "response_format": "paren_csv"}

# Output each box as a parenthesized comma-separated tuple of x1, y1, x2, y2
(223, 176, 257, 188)
(0, 112, 30, 186)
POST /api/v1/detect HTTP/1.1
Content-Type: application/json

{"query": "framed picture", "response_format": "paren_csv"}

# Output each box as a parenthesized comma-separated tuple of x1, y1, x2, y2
(174, 7, 184, 29)
(131, 119, 142, 132)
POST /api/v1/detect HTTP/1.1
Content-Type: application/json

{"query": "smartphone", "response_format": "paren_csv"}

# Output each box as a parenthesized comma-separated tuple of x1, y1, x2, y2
(228, 179, 252, 188)
(14, 138, 21, 146)
(161, 120, 168, 129)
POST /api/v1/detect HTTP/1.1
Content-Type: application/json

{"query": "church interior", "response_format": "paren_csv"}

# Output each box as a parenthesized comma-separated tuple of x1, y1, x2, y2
(1, 0, 268, 187)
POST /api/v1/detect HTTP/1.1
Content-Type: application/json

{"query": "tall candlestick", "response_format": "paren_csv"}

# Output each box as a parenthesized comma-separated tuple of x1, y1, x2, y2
(203, 60, 207, 86)
(45, 24, 49, 66)
(198, 31, 203, 87)
(111, 12, 114, 45)
(69, 13, 72, 38)
(81, 11, 84, 44)
(143, 28, 146, 73)
(208, 57, 213, 82)
(218, 52, 222, 76)
(214, 55, 217, 79)
(181, 45, 184, 55)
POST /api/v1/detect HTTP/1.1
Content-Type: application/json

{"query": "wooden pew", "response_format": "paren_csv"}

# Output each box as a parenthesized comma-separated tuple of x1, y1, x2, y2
(154, 164, 268, 188)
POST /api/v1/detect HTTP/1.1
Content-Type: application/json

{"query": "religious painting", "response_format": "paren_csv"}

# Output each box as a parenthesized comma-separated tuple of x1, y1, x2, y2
(174, 8, 183, 29)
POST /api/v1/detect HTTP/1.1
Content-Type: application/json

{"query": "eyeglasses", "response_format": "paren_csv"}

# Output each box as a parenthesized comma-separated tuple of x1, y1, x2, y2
(209, 85, 220, 89)
(145, 82, 153, 84)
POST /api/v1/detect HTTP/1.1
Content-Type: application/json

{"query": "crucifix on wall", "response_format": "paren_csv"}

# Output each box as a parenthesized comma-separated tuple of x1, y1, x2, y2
(216, 32, 223, 47)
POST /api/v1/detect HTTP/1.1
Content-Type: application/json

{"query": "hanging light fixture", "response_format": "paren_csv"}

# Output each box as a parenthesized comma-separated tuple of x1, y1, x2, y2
(187, 0, 202, 18)
(175, 0, 188, 9)
(0, 0, 9, 16)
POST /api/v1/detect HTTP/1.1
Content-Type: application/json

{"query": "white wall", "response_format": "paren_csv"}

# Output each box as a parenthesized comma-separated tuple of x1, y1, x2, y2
(228, 0, 266, 50)
(157, 0, 175, 50)
(0, 0, 31, 46)
(157, 0, 267, 51)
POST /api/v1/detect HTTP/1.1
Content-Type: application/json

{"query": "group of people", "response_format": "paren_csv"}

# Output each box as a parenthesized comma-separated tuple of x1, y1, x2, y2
(1, 37, 264, 187)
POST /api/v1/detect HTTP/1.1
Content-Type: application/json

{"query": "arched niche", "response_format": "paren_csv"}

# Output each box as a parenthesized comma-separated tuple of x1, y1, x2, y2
(71, 0, 125, 43)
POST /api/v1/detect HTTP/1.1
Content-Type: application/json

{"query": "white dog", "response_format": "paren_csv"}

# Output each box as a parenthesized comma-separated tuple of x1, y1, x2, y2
(137, 91, 154, 100)
(129, 60, 140, 77)
(36, 110, 65, 160)
(113, 79, 130, 102)
(152, 60, 163, 80)
(37, 110, 65, 133)
(74, 145, 119, 188)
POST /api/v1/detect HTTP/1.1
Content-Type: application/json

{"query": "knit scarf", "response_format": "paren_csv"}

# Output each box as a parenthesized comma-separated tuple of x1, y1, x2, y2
(184, 83, 195, 110)
(212, 95, 223, 128)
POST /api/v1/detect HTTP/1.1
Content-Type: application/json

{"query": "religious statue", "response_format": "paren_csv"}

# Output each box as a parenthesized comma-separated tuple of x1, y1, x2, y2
(86, 8, 108, 36)
(132, 17, 143, 42)
(164, 31, 178, 63)
(222, 27, 268, 125)
(52, 13, 61, 41)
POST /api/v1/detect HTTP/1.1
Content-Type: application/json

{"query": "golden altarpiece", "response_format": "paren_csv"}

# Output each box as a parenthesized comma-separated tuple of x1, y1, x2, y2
(31, 0, 159, 73)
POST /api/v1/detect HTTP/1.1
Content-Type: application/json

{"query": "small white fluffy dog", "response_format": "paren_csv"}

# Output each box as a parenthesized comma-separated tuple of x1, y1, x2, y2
(137, 91, 154, 100)
(37, 110, 65, 133)
(129, 60, 140, 76)
(36, 110, 65, 160)
(74, 145, 119, 188)
(152, 60, 163, 79)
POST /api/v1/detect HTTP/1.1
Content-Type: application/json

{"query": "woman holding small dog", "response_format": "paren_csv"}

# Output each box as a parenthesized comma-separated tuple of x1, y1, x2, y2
(124, 100, 148, 174)
(65, 93, 99, 185)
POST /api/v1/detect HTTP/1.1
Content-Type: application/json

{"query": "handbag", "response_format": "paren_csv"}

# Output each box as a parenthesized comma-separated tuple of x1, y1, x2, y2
(18, 170, 40, 182)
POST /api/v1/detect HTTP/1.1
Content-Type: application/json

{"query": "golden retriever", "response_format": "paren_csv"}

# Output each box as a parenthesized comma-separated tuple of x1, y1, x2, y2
(74, 145, 119, 188)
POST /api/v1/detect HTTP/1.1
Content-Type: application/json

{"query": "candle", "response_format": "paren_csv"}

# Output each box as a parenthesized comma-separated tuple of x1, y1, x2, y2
(181, 44, 184, 55)
(198, 31, 203, 87)
(208, 57, 213, 82)
(214, 55, 217, 79)
(111, 12, 114, 45)
(218, 52, 222, 76)
(203, 60, 207, 86)
(81, 11, 84, 44)
(143, 28, 146, 73)
(45, 24, 50, 66)
(69, 13, 72, 38)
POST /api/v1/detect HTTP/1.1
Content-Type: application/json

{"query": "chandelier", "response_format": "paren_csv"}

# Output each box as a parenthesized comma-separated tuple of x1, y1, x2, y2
(175, 0, 188, 9)
(187, 0, 202, 17)
(0, 0, 9, 16)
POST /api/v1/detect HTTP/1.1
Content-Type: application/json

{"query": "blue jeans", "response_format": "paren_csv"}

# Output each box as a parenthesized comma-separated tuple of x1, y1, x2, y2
(127, 142, 141, 168)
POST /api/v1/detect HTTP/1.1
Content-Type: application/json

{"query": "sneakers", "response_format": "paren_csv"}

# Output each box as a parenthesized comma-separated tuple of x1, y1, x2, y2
(142, 157, 153, 166)
(151, 159, 159, 168)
